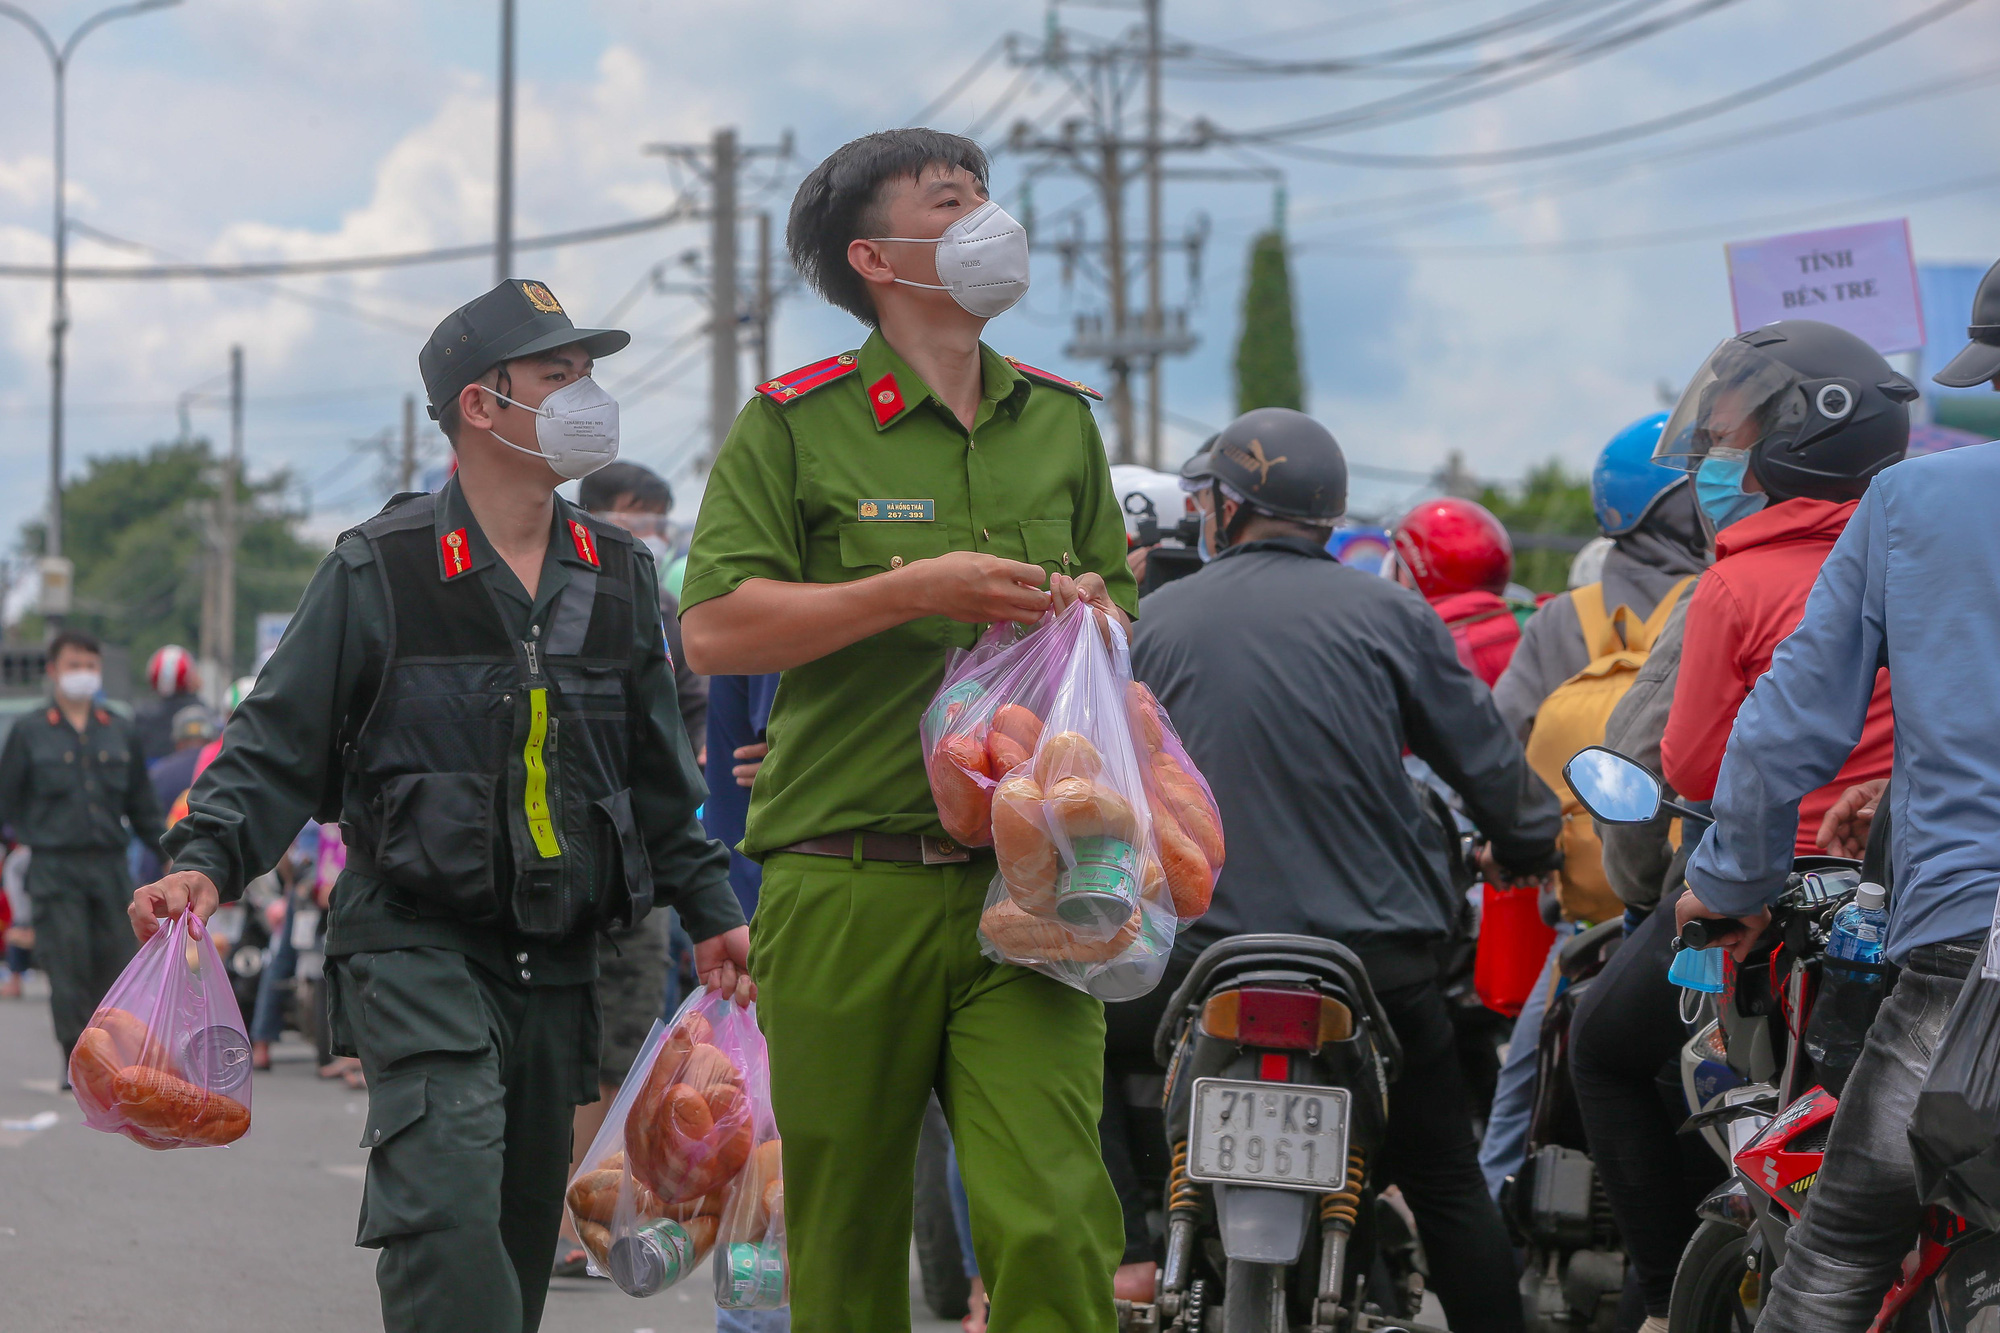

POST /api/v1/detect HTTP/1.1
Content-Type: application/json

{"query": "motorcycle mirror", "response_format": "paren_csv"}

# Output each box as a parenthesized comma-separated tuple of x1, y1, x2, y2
(1563, 745, 1664, 824)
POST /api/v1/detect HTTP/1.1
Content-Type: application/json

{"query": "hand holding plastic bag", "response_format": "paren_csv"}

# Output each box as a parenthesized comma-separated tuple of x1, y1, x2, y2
(564, 988, 782, 1303)
(70, 910, 251, 1148)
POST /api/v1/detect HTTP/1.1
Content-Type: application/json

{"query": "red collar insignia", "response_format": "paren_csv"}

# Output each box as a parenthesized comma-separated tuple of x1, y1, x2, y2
(440, 527, 473, 579)
(868, 373, 906, 427)
(569, 519, 600, 568)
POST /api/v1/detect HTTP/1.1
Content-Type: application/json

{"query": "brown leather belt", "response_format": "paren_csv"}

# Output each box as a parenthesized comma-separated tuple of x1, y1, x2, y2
(771, 833, 979, 865)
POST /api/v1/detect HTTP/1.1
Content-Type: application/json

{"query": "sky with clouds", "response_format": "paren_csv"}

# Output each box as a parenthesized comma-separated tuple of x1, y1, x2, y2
(0, 0, 1995, 549)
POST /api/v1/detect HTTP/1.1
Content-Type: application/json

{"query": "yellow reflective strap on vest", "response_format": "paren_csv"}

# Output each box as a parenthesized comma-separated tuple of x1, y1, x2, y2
(523, 687, 561, 859)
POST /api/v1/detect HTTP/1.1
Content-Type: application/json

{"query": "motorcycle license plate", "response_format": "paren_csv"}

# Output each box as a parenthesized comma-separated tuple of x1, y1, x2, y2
(1186, 1078, 1350, 1194)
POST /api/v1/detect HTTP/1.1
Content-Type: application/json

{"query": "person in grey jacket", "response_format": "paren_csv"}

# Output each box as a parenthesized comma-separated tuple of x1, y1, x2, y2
(1107, 408, 1560, 1333)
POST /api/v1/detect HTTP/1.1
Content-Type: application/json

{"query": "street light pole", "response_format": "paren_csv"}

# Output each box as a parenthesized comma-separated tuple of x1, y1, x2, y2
(495, 0, 515, 283)
(0, 0, 179, 563)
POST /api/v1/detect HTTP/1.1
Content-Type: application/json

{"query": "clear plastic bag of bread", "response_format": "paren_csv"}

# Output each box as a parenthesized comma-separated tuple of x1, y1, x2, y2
(711, 1056, 787, 1310)
(562, 988, 767, 1297)
(69, 908, 252, 1149)
(968, 602, 1223, 999)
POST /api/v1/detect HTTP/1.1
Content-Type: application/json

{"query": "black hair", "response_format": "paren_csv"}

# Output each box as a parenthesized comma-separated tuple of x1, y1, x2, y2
(47, 628, 101, 661)
(580, 462, 672, 514)
(787, 129, 989, 326)
(436, 364, 512, 446)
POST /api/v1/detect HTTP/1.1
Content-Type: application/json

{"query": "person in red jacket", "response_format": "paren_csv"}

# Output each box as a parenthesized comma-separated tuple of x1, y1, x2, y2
(1659, 323, 1900, 850)
(1388, 497, 1521, 686)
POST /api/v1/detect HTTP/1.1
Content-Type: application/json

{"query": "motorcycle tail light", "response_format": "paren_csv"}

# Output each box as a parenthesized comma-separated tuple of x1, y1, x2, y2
(1200, 988, 1350, 1051)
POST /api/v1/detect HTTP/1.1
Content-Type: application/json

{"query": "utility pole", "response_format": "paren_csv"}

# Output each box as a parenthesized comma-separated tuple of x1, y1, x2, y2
(0, 0, 181, 569)
(1005, 15, 1213, 465)
(217, 345, 242, 683)
(755, 210, 774, 388)
(1143, 0, 1165, 467)
(399, 393, 418, 493)
(495, 0, 516, 283)
(645, 128, 792, 469)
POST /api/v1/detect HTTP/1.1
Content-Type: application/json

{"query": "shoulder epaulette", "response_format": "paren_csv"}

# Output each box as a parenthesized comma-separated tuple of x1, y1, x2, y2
(757, 353, 860, 404)
(1005, 356, 1104, 401)
(338, 490, 434, 548)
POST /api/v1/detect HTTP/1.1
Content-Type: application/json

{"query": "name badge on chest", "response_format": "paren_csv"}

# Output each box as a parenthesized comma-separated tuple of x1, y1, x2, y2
(857, 499, 935, 521)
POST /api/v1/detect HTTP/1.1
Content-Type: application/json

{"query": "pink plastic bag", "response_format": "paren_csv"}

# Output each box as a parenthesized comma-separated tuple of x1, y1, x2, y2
(69, 910, 252, 1149)
(921, 603, 1225, 999)
(564, 988, 781, 1301)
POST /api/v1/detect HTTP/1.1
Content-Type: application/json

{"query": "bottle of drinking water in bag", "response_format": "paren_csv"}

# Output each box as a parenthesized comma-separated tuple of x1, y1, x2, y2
(1805, 882, 1890, 1082)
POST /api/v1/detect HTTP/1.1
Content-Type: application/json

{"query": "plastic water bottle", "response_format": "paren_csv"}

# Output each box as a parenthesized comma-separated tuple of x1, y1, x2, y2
(1805, 882, 1890, 1077)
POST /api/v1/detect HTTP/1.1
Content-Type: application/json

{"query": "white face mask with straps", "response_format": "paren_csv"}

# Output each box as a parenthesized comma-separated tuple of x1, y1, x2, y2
(870, 199, 1031, 318)
(477, 376, 620, 480)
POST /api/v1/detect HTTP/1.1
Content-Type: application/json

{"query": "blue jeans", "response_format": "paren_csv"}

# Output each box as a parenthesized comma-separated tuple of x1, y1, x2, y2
(249, 896, 298, 1045)
(1478, 933, 1564, 1200)
(716, 1310, 791, 1331)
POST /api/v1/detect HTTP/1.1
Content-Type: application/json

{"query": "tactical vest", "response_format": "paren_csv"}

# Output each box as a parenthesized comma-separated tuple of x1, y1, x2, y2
(338, 493, 653, 939)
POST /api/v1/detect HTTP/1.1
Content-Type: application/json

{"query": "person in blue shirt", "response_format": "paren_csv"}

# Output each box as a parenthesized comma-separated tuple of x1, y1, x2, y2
(1674, 288, 2000, 1332)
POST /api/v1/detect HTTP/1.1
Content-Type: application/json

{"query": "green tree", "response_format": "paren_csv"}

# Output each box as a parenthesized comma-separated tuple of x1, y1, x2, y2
(1233, 229, 1305, 415)
(21, 440, 324, 669)
(1477, 459, 1597, 594)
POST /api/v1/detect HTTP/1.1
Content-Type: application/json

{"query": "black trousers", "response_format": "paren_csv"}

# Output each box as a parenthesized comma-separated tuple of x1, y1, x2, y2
(1568, 905, 1726, 1316)
(29, 849, 137, 1059)
(1102, 952, 1525, 1333)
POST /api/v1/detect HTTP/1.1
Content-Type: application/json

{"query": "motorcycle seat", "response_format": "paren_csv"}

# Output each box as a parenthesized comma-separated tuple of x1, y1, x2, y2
(1558, 918, 1626, 981)
(1153, 933, 1404, 1079)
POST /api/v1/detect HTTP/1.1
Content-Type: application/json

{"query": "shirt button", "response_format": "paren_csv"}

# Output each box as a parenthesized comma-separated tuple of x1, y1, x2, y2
(530, 624, 540, 636)
(371, 1128, 382, 1144)
(890, 556, 904, 569)
(519, 968, 532, 982)
(515, 951, 529, 964)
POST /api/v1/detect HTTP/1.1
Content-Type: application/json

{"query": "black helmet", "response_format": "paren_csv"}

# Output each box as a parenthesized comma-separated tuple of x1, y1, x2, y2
(1653, 319, 1915, 504)
(1178, 408, 1348, 523)
(1934, 257, 2000, 388)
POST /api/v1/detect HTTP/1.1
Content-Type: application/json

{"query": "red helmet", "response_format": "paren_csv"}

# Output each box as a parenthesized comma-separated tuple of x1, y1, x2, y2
(147, 644, 197, 698)
(1389, 498, 1513, 599)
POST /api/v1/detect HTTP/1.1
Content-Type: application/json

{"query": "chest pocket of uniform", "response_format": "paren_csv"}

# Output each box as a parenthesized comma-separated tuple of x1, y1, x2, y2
(1018, 518, 1075, 578)
(838, 522, 950, 575)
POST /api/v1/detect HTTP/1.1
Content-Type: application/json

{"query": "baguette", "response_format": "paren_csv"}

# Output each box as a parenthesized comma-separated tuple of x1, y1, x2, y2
(110, 1065, 249, 1145)
(993, 776, 1059, 913)
(1045, 777, 1138, 843)
(1033, 731, 1103, 788)
(933, 732, 994, 846)
(980, 898, 1140, 964)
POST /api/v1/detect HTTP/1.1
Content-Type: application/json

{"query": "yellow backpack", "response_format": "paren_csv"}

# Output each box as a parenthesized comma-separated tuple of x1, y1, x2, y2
(1522, 577, 1694, 923)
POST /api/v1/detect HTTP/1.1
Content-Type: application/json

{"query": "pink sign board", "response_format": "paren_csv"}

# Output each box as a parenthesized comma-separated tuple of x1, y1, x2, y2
(1725, 218, 1924, 355)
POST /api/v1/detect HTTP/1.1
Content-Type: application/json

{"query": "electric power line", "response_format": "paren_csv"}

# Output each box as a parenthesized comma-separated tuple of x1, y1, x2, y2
(1216, 0, 1985, 162)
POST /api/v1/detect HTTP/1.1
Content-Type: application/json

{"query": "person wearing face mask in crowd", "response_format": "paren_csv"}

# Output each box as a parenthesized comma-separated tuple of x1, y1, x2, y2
(0, 628, 163, 1083)
(1565, 319, 1906, 1333)
(679, 129, 1136, 1332)
(130, 279, 743, 1333)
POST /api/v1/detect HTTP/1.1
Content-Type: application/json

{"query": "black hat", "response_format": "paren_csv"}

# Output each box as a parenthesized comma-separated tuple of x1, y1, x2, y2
(1179, 407, 1348, 522)
(420, 279, 630, 419)
(1934, 258, 2000, 389)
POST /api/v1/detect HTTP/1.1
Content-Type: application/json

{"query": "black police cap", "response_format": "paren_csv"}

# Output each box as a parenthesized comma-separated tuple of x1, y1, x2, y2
(420, 279, 631, 419)
(1935, 257, 2000, 389)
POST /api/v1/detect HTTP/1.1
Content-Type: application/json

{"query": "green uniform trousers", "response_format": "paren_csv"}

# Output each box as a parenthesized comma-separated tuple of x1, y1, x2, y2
(753, 854, 1123, 1333)
(329, 947, 597, 1333)
(29, 849, 137, 1058)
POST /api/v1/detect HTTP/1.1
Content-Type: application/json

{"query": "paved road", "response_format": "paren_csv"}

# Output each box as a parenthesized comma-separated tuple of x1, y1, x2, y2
(0, 977, 957, 1333)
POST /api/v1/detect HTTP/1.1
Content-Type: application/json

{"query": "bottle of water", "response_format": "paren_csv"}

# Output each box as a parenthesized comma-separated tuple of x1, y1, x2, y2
(1805, 882, 1890, 1079)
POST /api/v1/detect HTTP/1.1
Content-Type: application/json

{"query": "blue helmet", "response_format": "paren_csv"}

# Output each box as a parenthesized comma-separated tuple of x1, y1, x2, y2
(1326, 524, 1392, 572)
(1592, 412, 1683, 536)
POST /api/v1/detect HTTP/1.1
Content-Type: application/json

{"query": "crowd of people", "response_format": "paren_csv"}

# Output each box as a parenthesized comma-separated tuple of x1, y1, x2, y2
(3, 123, 1998, 1333)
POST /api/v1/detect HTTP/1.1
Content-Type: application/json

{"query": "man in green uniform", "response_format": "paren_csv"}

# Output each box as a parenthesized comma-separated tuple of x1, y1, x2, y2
(130, 279, 749, 1333)
(680, 129, 1136, 1333)
(0, 628, 162, 1075)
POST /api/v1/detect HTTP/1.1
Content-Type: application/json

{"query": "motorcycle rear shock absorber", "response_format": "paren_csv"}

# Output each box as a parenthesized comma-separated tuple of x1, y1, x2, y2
(1162, 1138, 1204, 1317)
(1316, 1148, 1368, 1323)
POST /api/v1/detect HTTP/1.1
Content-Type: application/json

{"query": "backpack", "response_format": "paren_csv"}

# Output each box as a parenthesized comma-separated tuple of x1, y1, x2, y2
(1432, 590, 1522, 688)
(1522, 577, 1695, 923)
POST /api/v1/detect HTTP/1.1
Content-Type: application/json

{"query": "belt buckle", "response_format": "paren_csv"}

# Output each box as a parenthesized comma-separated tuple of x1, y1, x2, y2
(921, 836, 970, 865)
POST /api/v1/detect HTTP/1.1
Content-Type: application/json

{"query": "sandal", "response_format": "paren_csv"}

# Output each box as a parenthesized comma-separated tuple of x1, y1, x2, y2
(552, 1246, 590, 1279)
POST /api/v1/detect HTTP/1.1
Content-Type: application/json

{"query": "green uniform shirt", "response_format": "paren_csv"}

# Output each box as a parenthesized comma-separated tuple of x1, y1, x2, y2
(163, 476, 739, 987)
(0, 704, 163, 853)
(680, 330, 1139, 860)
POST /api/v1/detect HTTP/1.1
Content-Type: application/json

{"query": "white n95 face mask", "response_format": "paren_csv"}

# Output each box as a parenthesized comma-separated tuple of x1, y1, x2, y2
(872, 199, 1031, 318)
(57, 669, 101, 701)
(478, 375, 620, 480)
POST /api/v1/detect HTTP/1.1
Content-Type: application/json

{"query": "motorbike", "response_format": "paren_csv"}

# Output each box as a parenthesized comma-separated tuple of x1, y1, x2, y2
(1142, 933, 1433, 1333)
(1564, 745, 2000, 1333)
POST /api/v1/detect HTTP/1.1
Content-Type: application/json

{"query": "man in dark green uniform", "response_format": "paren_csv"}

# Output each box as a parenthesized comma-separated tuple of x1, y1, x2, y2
(131, 278, 748, 1333)
(681, 129, 1136, 1333)
(0, 628, 162, 1074)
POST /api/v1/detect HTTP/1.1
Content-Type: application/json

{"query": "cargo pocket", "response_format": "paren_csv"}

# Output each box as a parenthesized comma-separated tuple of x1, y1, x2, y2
(356, 1073, 453, 1246)
(591, 788, 653, 931)
(374, 772, 500, 921)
